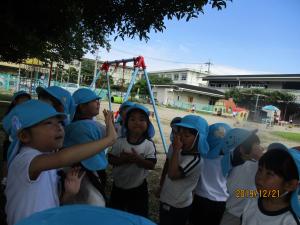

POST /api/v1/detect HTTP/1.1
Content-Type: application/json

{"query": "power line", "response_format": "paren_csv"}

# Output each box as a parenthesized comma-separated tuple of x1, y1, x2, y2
(110, 47, 210, 65)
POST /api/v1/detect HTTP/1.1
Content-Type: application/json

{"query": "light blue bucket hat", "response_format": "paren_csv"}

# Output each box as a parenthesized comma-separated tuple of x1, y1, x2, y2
(124, 104, 155, 138)
(116, 101, 135, 123)
(64, 120, 108, 171)
(36, 86, 75, 124)
(174, 115, 209, 156)
(287, 148, 300, 218)
(120, 101, 134, 112)
(206, 123, 232, 159)
(221, 128, 258, 176)
(15, 205, 156, 225)
(2, 100, 66, 166)
(73, 88, 100, 105)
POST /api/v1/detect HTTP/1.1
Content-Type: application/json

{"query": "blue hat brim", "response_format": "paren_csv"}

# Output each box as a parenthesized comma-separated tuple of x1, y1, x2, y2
(287, 149, 300, 217)
(174, 122, 198, 131)
(81, 151, 108, 171)
(15, 205, 156, 225)
(221, 152, 232, 177)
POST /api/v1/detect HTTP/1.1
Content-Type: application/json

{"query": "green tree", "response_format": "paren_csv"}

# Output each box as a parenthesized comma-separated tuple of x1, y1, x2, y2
(132, 75, 173, 95)
(67, 67, 79, 83)
(96, 74, 114, 89)
(0, 0, 230, 63)
(81, 58, 95, 85)
(225, 88, 296, 112)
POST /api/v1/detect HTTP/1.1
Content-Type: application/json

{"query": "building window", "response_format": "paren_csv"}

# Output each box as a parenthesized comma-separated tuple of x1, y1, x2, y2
(188, 96, 193, 103)
(181, 73, 187, 80)
(177, 95, 180, 101)
(174, 74, 179, 80)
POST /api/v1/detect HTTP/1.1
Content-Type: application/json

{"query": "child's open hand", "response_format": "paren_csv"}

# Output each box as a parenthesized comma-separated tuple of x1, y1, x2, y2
(103, 109, 117, 144)
(64, 167, 85, 196)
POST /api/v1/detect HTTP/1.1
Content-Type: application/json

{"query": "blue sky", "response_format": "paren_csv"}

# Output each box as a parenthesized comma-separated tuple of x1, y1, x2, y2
(85, 0, 300, 75)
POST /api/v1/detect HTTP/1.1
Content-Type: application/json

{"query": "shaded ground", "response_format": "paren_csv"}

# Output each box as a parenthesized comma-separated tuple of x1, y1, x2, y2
(98, 101, 300, 223)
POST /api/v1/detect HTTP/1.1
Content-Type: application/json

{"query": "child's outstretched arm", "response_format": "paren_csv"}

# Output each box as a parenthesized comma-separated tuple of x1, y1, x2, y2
(29, 110, 117, 180)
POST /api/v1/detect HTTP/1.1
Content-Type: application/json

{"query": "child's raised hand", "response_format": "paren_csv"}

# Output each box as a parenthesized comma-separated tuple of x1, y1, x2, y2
(64, 167, 85, 196)
(103, 109, 117, 144)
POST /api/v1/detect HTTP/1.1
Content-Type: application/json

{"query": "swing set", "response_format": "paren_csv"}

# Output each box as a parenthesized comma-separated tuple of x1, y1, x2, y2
(90, 56, 168, 154)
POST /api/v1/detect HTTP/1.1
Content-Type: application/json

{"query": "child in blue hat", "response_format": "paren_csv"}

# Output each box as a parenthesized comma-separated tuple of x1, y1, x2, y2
(159, 115, 209, 225)
(156, 117, 181, 198)
(108, 103, 156, 218)
(219, 128, 264, 225)
(63, 88, 108, 206)
(241, 147, 300, 225)
(115, 101, 134, 137)
(190, 123, 232, 225)
(2, 91, 31, 180)
(2, 100, 117, 225)
(36, 86, 75, 125)
(1, 90, 31, 225)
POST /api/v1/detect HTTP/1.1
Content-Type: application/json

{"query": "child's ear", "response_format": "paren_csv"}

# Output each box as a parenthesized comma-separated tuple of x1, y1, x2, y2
(18, 130, 31, 144)
(284, 179, 299, 192)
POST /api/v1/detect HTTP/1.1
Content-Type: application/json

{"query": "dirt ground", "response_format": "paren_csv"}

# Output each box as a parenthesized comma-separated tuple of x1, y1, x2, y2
(97, 101, 300, 223)
(0, 100, 299, 223)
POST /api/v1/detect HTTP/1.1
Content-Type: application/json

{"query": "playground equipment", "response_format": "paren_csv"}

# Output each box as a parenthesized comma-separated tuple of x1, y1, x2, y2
(91, 56, 168, 154)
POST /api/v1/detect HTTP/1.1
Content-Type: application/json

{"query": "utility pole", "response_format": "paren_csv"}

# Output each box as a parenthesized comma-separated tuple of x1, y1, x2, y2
(205, 61, 212, 74)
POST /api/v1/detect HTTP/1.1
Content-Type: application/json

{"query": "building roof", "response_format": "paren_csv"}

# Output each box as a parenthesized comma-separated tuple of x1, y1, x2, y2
(203, 74, 300, 82)
(152, 83, 224, 98)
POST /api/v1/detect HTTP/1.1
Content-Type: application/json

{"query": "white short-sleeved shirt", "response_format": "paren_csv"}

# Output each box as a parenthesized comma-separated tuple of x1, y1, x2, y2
(194, 157, 229, 202)
(160, 146, 201, 208)
(242, 198, 300, 225)
(226, 161, 258, 217)
(5, 146, 59, 225)
(110, 137, 156, 189)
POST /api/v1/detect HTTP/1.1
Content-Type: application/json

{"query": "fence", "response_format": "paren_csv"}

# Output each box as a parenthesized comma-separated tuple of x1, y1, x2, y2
(169, 100, 214, 114)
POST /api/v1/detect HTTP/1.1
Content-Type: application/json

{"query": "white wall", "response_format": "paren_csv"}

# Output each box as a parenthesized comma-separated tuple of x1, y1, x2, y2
(153, 86, 211, 105)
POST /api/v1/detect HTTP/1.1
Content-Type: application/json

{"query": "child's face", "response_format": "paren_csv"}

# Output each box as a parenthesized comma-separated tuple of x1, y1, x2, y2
(127, 111, 148, 135)
(255, 165, 287, 196)
(81, 99, 100, 118)
(178, 127, 197, 151)
(21, 117, 65, 152)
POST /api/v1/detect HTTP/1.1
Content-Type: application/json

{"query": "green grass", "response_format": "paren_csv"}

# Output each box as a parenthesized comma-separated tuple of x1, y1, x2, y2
(271, 131, 300, 143)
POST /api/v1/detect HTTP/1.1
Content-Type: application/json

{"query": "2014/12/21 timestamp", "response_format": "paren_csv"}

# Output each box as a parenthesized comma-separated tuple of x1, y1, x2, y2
(235, 189, 280, 198)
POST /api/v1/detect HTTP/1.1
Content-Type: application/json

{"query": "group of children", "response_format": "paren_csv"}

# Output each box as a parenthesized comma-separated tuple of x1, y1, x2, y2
(1, 86, 300, 225)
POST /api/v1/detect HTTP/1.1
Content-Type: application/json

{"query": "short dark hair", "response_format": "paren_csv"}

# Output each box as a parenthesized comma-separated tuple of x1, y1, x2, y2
(170, 117, 181, 127)
(259, 149, 298, 181)
(240, 133, 260, 154)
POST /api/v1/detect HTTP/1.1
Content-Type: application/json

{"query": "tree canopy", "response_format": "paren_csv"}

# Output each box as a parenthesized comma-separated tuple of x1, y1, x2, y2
(225, 88, 299, 120)
(0, 0, 230, 63)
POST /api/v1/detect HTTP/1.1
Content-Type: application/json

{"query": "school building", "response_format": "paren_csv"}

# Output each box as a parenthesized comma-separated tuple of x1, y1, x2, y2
(152, 83, 224, 113)
(148, 69, 208, 87)
(203, 74, 300, 103)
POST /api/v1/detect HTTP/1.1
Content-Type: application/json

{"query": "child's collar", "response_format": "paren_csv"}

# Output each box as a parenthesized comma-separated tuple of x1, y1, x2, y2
(127, 135, 147, 145)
